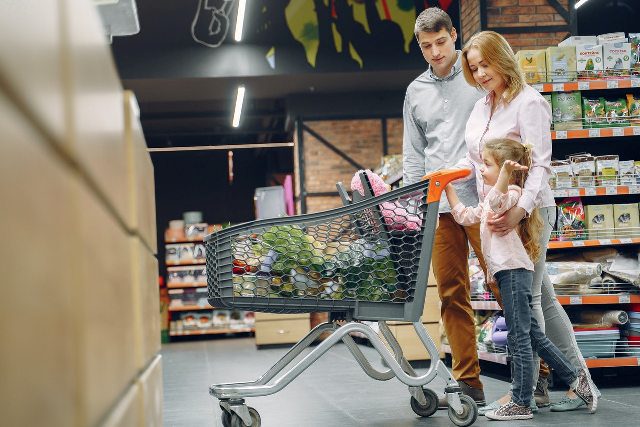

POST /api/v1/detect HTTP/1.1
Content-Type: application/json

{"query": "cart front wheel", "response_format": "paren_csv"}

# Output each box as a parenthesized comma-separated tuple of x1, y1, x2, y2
(230, 407, 261, 427)
(410, 388, 438, 417)
(447, 394, 477, 427)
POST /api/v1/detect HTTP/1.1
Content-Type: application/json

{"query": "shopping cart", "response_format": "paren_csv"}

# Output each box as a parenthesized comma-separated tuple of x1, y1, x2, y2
(205, 169, 477, 427)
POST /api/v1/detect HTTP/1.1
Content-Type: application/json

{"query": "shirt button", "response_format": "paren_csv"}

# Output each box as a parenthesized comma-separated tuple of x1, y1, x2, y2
(444, 99, 449, 103)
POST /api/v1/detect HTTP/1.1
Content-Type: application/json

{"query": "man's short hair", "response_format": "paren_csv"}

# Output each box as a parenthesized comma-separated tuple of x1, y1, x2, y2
(414, 7, 453, 37)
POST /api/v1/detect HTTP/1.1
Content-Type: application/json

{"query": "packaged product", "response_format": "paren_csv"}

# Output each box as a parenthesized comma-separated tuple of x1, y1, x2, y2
(619, 160, 636, 185)
(626, 93, 640, 125)
(597, 32, 627, 45)
(557, 197, 586, 240)
(595, 155, 619, 186)
(546, 46, 577, 82)
(636, 161, 640, 184)
(576, 44, 604, 79)
(630, 33, 640, 73)
(552, 91, 583, 130)
(570, 154, 596, 187)
(603, 42, 632, 77)
(585, 204, 614, 239)
(613, 203, 640, 237)
(550, 160, 573, 189)
(516, 49, 547, 83)
(559, 36, 598, 47)
(582, 96, 606, 128)
(604, 98, 630, 126)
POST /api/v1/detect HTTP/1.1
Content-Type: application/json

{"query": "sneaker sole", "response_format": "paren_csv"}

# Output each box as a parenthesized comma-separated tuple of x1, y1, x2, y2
(486, 413, 533, 421)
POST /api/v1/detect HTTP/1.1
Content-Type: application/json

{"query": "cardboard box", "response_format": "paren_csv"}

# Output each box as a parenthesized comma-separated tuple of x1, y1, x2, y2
(597, 32, 627, 45)
(552, 91, 583, 130)
(546, 46, 577, 82)
(613, 203, 640, 237)
(585, 204, 614, 239)
(576, 44, 604, 79)
(559, 36, 598, 46)
(516, 49, 547, 83)
(603, 42, 632, 76)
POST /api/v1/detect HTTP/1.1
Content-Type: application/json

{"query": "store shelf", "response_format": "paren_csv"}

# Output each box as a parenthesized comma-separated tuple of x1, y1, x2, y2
(471, 300, 501, 310)
(168, 304, 212, 312)
(165, 260, 206, 266)
(548, 237, 640, 249)
(585, 357, 640, 368)
(441, 344, 508, 365)
(556, 294, 640, 305)
(552, 126, 640, 141)
(167, 282, 207, 289)
(553, 185, 640, 198)
(532, 77, 640, 93)
(169, 327, 255, 337)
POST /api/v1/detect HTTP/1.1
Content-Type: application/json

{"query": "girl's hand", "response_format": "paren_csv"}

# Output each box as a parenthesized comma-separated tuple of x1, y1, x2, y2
(501, 160, 528, 174)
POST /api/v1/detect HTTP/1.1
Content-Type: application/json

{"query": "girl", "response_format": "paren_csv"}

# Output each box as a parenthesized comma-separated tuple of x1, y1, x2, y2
(459, 30, 599, 413)
(445, 139, 595, 421)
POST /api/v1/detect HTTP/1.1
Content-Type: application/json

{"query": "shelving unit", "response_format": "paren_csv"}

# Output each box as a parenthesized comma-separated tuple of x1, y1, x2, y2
(465, 74, 640, 371)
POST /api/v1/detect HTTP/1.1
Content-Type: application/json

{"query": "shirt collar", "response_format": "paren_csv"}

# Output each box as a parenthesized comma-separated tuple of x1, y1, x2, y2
(428, 50, 461, 81)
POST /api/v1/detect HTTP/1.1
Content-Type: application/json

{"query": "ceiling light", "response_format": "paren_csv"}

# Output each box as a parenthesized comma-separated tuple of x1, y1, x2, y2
(234, 0, 246, 42)
(232, 85, 245, 128)
(575, 0, 591, 9)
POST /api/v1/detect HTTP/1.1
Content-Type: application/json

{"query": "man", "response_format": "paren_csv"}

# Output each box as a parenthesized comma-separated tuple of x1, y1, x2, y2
(402, 7, 487, 406)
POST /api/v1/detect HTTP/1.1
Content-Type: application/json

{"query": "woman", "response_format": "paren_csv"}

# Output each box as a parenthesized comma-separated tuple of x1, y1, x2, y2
(457, 31, 598, 414)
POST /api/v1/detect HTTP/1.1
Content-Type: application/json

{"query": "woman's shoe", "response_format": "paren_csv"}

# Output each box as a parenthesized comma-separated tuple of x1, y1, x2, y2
(478, 399, 502, 416)
(573, 369, 598, 413)
(550, 396, 586, 412)
(485, 401, 533, 421)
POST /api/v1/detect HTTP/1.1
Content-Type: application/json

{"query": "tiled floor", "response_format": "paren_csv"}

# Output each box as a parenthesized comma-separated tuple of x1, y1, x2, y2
(162, 336, 640, 426)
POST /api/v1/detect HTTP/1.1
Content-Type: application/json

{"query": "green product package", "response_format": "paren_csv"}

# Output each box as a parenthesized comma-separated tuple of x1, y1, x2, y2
(604, 98, 630, 127)
(552, 91, 583, 130)
(582, 96, 606, 128)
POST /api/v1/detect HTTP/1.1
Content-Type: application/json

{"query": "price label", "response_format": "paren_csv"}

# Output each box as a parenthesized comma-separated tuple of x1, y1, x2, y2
(570, 296, 582, 305)
(621, 238, 633, 244)
(532, 83, 544, 92)
(589, 128, 600, 138)
(619, 294, 631, 304)
(585, 187, 597, 196)
(634, 127, 640, 136)
(599, 239, 612, 245)
(632, 78, 640, 88)
(629, 185, 640, 194)
(553, 83, 565, 92)
(605, 186, 617, 195)
(613, 127, 624, 137)
(555, 130, 568, 139)
(554, 189, 568, 197)
(568, 189, 580, 197)
(579, 81, 590, 90)
(573, 240, 585, 246)
(607, 80, 619, 89)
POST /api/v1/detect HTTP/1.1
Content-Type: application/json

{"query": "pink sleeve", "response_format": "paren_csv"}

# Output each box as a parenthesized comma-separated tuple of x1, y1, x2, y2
(517, 92, 552, 214)
(451, 202, 483, 226)
(487, 187, 520, 215)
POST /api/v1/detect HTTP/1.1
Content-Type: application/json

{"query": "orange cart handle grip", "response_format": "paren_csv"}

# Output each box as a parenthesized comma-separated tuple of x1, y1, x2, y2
(421, 169, 472, 203)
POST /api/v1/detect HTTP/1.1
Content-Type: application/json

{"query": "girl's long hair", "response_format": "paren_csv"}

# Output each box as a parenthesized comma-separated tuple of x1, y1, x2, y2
(483, 138, 543, 262)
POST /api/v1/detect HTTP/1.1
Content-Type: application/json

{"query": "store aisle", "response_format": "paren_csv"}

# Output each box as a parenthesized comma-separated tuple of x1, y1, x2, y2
(163, 338, 639, 426)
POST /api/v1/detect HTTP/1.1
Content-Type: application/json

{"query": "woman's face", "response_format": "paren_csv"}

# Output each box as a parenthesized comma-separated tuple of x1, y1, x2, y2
(466, 47, 506, 95)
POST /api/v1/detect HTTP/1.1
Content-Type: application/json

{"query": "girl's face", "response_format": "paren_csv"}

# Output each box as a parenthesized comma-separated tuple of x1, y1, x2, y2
(480, 150, 501, 186)
(466, 48, 507, 95)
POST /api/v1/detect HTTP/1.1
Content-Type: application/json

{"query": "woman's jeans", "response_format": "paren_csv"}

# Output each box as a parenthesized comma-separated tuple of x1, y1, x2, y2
(495, 268, 579, 406)
(533, 207, 590, 385)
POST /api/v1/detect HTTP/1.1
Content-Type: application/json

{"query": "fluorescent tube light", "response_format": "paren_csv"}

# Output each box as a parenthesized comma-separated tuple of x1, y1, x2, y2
(234, 0, 246, 41)
(232, 85, 245, 128)
(575, 0, 591, 9)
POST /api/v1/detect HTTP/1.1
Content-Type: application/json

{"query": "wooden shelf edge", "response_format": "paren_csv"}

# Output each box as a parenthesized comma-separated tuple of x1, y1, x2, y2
(169, 327, 255, 336)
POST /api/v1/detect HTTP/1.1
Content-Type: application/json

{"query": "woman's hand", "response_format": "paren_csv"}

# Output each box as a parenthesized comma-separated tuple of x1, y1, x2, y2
(487, 206, 526, 236)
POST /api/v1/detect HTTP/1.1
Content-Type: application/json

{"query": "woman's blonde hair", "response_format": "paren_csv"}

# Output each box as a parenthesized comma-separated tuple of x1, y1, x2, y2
(483, 138, 543, 262)
(461, 31, 526, 104)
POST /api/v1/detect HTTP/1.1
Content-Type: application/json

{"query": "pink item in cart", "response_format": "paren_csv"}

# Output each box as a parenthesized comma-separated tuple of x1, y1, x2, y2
(283, 174, 295, 216)
(350, 170, 421, 231)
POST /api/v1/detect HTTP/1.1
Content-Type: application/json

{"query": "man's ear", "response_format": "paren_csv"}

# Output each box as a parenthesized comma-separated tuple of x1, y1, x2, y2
(451, 27, 458, 43)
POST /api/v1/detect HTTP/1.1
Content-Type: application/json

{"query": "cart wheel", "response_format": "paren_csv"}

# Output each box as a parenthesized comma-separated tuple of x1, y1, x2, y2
(410, 388, 438, 417)
(447, 394, 477, 427)
(230, 407, 261, 427)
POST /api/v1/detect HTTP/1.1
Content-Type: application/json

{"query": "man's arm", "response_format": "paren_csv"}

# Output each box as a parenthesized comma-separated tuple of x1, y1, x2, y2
(402, 90, 427, 185)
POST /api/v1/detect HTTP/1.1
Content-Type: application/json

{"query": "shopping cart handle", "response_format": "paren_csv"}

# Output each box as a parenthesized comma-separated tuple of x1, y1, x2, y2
(421, 168, 472, 203)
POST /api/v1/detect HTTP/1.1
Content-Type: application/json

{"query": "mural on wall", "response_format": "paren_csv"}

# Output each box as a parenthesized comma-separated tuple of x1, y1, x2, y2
(190, 0, 459, 71)
(191, 0, 236, 48)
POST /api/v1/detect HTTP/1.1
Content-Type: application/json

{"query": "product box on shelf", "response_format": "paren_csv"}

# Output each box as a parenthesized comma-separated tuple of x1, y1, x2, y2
(582, 96, 607, 128)
(626, 94, 640, 126)
(516, 49, 547, 83)
(613, 203, 640, 237)
(550, 160, 573, 189)
(576, 44, 604, 79)
(552, 91, 583, 130)
(212, 309, 231, 327)
(597, 32, 627, 45)
(605, 98, 630, 127)
(595, 155, 619, 186)
(570, 155, 596, 187)
(559, 36, 598, 47)
(630, 33, 640, 72)
(167, 265, 206, 285)
(585, 204, 614, 239)
(620, 160, 636, 185)
(557, 198, 586, 240)
(546, 46, 577, 82)
(603, 42, 632, 76)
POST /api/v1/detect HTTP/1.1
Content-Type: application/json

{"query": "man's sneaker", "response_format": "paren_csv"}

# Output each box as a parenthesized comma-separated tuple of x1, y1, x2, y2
(550, 396, 586, 412)
(437, 381, 486, 409)
(478, 399, 502, 416)
(573, 369, 598, 414)
(485, 401, 533, 421)
(529, 397, 539, 413)
(534, 375, 550, 407)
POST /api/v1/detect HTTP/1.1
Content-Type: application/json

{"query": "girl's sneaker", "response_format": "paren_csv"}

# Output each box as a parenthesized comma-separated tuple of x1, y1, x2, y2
(573, 369, 598, 414)
(485, 401, 533, 421)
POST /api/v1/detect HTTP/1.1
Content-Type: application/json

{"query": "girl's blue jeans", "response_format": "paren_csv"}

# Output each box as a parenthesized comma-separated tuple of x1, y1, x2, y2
(494, 268, 579, 406)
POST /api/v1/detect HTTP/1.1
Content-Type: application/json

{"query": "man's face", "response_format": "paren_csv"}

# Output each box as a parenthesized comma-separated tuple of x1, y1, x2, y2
(417, 28, 457, 77)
